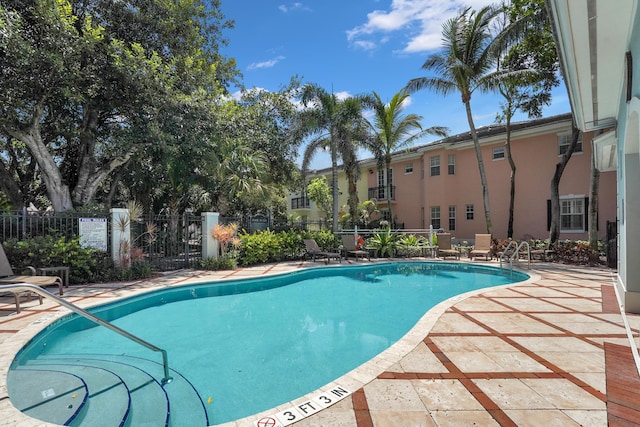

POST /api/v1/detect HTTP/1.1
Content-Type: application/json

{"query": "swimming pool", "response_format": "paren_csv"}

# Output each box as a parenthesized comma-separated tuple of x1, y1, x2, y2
(8, 262, 528, 426)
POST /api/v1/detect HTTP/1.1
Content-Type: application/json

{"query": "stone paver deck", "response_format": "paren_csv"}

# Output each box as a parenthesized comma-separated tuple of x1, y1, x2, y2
(1, 258, 638, 426)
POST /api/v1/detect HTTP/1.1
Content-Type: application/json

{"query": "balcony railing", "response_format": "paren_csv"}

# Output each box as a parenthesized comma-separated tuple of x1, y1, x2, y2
(290, 196, 310, 209)
(368, 186, 395, 201)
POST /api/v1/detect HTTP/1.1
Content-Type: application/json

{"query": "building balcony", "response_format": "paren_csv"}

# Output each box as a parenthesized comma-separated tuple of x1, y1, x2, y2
(368, 186, 395, 201)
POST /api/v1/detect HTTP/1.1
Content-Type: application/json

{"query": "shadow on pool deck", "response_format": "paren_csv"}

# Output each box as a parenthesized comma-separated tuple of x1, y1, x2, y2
(1, 258, 639, 427)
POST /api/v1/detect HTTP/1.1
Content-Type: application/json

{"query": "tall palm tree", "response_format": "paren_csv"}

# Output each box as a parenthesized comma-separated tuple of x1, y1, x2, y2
(364, 90, 448, 224)
(296, 83, 369, 232)
(405, 5, 514, 234)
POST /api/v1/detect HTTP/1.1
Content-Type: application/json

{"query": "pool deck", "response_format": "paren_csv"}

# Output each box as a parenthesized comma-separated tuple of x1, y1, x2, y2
(1, 258, 639, 427)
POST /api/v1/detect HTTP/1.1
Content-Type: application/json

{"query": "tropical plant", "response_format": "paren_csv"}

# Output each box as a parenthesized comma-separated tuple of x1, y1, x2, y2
(405, 5, 527, 234)
(306, 176, 333, 221)
(368, 228, 397, 257)
(210, 223, 240, 258)
(396, 234, 424, 257)
(295, 83, 370, 232)
(364, 90, 448, 221)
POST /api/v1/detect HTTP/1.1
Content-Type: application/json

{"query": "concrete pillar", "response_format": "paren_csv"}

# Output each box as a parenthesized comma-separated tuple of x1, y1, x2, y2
(110, 208, 130, 266)
(202, 212, 220, 259)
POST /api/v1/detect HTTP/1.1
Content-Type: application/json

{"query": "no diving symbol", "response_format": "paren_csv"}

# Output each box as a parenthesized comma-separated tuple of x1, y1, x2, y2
(256, 417, 277, 427)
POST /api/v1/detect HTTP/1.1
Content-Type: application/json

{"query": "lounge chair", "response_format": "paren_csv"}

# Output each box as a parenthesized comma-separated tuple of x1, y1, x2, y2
(469, 234, 493, 261)
(303, 239, 342, 263)
(436, 233, 460, 259)
(0, 243, 64, 299)
(341, 235, 370, 261)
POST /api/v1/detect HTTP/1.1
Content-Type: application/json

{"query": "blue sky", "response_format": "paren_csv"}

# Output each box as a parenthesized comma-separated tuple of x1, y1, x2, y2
(220, 0, 571, 170)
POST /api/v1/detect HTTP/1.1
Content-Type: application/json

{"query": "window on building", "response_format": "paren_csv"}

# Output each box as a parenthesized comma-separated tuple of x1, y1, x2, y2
(558, 134, 583, 155)
(430, 156, 440, 176)
(493, 146, 505, 160)
(448, 206, 456, 231)
(405, 163, 413, 174)
(448, 154, 455, 175)
(466, 204, 474, 220)
(377, 168, 394, 199)
(430, 206, 441, 229)
(560, 197, 585, 231)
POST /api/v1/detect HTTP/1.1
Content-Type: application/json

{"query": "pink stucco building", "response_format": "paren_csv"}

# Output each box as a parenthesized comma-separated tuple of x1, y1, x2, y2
(290, 113, 616, 241)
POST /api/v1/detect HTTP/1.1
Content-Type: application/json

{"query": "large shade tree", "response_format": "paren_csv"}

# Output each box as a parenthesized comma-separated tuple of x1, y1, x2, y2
(0, 0, 239, 211)
(405, 5, 526, 234)
(364, 90, 448, 224)
(493, 0, 560, 238)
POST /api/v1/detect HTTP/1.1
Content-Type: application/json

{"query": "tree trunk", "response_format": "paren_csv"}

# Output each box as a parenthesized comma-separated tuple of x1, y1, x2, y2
(549, 125, 580, 243)
(464, 101, 492, 234)
(589, 147, 600, 258)
(330, 137, 339, 233)
(345, 167, 359, 227)
(505, 115, 516, 239)
(385, 154, 393, 226)
(6, 102, 73, 211)
(0, 160, 25, 209)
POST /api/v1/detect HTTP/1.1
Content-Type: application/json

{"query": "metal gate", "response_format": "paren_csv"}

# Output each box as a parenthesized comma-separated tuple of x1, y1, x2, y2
(133, 213, 203, 271)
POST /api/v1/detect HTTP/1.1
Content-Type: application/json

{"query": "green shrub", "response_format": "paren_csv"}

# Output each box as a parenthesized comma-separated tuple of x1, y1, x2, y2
(196, 256, 237, 271)
(237, 230, 283, 266)
(3, 236, 153, 284)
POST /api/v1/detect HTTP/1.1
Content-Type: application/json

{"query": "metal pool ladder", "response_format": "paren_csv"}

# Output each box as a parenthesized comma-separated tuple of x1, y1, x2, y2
(499, 240, 531, 270)
(1, 283, 173, 385)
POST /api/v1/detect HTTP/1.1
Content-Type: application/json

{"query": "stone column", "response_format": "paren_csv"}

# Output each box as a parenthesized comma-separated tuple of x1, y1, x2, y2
(202, 212, 220, 259)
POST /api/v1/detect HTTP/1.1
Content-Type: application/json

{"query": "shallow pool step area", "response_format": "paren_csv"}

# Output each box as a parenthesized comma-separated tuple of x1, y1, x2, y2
(8, 355, 209, 427)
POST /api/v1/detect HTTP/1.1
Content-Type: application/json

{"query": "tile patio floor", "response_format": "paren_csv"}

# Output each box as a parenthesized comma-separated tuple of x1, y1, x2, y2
(1, 258, 639, 426)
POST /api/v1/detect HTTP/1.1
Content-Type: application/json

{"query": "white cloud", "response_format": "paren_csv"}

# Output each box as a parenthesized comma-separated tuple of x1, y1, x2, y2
(348, 0, 494, 54)
(247, 56, 285, 70)
(278, 3, 311, 13)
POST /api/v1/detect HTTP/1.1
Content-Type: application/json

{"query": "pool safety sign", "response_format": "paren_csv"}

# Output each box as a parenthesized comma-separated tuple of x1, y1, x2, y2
(254, 385, 351, 427)
(79, 217, 108, 251)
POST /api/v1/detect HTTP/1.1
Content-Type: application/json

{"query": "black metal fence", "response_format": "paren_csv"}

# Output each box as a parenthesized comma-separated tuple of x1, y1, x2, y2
(0, 210, 203, 271)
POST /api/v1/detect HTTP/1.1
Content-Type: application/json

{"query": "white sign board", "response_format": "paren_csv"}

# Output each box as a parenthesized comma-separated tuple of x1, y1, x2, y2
(79, 218, 108, 251)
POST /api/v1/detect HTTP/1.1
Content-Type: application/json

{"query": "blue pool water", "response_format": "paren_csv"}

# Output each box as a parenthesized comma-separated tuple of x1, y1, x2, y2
(10, 262, 528, 425)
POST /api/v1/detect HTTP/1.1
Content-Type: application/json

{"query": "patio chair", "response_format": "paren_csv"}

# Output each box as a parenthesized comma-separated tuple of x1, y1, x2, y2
(530, 241, 556, 261)
(0, 242, 64, 302)
(469, 234, 493, 261)
(341, 235, 370, 261)
(303, 239, 342, 263)
(436, 233, 460, 260)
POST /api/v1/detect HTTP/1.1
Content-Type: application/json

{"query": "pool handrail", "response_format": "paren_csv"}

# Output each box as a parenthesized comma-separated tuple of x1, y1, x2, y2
(1, 283, 173, 385)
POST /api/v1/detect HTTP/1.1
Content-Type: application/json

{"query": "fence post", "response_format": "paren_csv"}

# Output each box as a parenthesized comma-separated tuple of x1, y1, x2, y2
(202, 212, 219, 259)
(111, 208, 130, 266)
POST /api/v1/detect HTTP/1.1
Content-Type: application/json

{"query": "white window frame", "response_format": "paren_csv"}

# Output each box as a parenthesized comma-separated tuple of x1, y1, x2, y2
(448, 154, 455, 175)
(404, 163, 413, 174)
(430, 156, 440, 176)
(493, 146, 506, 160)
(560, 196, 585, 232)
(430, 206, 441, 229)
(448, 205, 456, 231)
(558, 133, 583, 155)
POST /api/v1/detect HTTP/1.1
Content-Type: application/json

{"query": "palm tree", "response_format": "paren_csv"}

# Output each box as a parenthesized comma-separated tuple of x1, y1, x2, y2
(296, 84, 369, 232)
(405, 5, 513, 234)
(364, 90, 448, 224)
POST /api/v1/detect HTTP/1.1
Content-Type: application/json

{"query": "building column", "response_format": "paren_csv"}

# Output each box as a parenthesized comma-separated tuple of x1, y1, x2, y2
(202, 212, 220, 259)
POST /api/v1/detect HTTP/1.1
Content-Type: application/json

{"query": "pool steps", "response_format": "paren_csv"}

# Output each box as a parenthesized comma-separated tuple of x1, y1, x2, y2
(9, 355, 209, 426)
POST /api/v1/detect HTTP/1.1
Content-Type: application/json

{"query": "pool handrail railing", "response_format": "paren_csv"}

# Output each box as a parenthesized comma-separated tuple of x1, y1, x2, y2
(1, 283, 173, 385)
